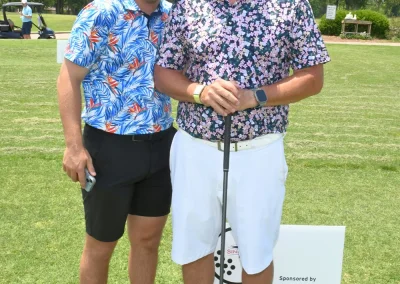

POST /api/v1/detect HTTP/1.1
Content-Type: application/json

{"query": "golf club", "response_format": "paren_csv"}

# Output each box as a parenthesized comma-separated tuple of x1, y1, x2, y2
(220, 114, 232, 284)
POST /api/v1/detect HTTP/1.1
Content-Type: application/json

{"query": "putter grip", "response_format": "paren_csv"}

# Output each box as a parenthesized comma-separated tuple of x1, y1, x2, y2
(223, 115, 232, 170)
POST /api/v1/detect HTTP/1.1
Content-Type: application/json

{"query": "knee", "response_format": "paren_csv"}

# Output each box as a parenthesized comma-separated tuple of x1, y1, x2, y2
(130, 230, 162, 253)
(128, 216, 167, 253)
(84, 235, 117, 261)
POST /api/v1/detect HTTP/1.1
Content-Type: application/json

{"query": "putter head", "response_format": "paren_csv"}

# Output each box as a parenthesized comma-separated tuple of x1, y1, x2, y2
(214, 226, 242, 283)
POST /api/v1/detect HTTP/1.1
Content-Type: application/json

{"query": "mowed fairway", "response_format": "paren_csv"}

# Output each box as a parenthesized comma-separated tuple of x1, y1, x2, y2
(0, 41, 399, 284)
(5, 13, 76, 32)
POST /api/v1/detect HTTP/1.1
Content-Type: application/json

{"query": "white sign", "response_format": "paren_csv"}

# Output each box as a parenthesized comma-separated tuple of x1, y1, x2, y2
(214, 224, 346, 284)
(57, 40, 69, 64)
(326, 5, 337, 20)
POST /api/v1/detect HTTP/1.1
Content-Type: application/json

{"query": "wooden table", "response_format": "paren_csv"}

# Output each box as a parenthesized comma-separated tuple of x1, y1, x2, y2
(341, 19, 372, 36)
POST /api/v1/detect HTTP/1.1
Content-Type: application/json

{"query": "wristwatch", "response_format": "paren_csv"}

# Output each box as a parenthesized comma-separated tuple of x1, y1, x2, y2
(252, 88, 268, 107)
(193, 84, 205, 104)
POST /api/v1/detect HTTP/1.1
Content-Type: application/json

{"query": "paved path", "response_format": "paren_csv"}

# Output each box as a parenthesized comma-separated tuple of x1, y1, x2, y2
(323, 37, 400, 47)
(31, 32, 69, 40)
(324, 41, 400, 46)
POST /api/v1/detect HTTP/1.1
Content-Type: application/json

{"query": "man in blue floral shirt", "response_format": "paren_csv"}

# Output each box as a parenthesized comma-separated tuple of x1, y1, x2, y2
(155, 0, 330, 283)
(57, 0, 174, 282)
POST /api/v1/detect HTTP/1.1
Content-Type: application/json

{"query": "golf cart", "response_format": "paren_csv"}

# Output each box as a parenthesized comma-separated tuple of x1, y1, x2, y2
(0, 2, 55, 39)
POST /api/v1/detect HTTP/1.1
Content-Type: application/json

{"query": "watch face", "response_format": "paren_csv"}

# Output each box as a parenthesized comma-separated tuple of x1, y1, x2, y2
(255, 89, 267, 102)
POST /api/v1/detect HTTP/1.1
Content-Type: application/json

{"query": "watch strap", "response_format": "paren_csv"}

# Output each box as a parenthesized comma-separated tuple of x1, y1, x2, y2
(193, 84, 205, 104)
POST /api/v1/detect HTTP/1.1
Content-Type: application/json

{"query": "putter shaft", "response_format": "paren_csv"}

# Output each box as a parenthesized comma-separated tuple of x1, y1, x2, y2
(220, 114, 232, 284)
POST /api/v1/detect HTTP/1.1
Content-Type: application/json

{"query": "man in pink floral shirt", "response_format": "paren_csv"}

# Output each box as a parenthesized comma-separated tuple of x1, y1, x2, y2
(155, 0, 330, 283)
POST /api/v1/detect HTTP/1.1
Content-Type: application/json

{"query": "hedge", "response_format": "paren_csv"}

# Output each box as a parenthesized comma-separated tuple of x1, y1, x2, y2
(319, 10, 390, 39)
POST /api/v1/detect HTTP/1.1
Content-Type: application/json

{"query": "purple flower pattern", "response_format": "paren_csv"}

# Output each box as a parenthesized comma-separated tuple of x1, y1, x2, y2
(157, 0, 330, 141)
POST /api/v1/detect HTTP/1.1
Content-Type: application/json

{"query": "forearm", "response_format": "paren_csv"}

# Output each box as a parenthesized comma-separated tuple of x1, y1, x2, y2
(23, 15, 32, 18)
(57, 65, 84, 149)
(154, 65, 198, 103)
(263, 65, 324, 106)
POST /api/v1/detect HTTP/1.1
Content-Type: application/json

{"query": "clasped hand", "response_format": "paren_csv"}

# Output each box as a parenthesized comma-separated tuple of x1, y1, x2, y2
(199, 79, 257, 116)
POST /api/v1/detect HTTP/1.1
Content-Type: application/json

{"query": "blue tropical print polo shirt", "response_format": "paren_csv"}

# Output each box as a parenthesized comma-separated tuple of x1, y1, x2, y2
(65, 0, 173, 135)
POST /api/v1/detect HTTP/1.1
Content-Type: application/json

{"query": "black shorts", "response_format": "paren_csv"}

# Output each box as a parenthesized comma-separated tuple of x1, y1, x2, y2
(21, 22, 32, 35)
(81, 124, 176, 242)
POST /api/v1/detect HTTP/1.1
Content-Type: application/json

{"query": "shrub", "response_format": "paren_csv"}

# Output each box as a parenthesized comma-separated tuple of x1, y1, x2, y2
(319, 10, 348, 36)
(319, 10, 389, 39)
(340, 33, 372, 40)
(355, 10, 390, 39)
(387, 18, 400, 41)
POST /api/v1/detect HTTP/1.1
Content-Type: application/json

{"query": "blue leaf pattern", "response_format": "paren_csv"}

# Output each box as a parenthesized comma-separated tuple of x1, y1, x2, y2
(65, 0, 173, 134)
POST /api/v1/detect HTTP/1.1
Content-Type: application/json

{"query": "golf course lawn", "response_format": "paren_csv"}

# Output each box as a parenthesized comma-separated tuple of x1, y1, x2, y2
(0, 40, 399, 283)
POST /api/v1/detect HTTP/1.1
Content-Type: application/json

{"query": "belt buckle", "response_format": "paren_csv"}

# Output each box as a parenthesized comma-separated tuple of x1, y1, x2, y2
(217, 141, 223, 152)
(217, 141, 238, 152)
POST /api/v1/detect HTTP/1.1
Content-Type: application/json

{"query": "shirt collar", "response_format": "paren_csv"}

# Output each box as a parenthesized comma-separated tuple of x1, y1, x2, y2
(121, 0, 140, 11)
(158, 0, 170, 14)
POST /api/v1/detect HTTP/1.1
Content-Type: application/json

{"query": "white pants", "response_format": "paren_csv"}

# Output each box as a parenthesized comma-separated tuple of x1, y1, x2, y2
(170, 129, 288, 274)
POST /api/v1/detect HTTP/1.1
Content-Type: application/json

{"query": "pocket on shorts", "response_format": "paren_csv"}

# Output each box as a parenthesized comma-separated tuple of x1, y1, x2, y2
(81, 187, 91, 200)
(168, 126, 178, 146)
(169, 129, 180, 172)
(83, 125, 106, 161)
(280, 143, 288, 184)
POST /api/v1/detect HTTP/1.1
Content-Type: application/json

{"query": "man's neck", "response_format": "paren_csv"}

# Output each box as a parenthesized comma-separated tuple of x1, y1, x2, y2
(135, 0, 160, 15)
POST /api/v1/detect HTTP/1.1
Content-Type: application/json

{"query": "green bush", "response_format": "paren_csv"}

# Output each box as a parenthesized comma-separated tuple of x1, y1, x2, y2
(319, 10, 389, 39)
(319, 10, 348, 36)
(387, 17, 400, 41)
(355, 10, 390, 39)
(340, 33, 372, 40)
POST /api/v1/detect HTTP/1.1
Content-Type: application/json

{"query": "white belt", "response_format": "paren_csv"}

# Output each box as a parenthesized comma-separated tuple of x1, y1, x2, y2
(179, 129, 284, 152)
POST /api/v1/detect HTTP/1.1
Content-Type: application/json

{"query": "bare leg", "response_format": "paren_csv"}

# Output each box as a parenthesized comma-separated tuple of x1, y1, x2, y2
(80, 234, 118, 284)
(182, 254, 215, 284)
(127, 215, 168, 284)
(242, 261, 274, 284)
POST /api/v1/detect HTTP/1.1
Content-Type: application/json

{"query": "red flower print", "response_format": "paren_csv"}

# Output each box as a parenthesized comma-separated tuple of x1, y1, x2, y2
(105, 122, 117, 133)
(108, 32, 119, 53)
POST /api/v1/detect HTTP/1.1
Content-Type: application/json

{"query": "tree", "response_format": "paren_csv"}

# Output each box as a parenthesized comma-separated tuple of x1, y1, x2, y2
(371, 0, 385, 10)
(56, 0, 65, 14)
(344, 0, 368, 10)
(310, 0, 329, 18)
(385, 0, 400, 16)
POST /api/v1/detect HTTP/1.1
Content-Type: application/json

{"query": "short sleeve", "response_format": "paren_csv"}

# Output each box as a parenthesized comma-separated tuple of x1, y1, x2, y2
(27, 7, 32, 16)
(157, 1, 188, 70)
(65, 3, 113, 69)
(289, 0, 330, 70)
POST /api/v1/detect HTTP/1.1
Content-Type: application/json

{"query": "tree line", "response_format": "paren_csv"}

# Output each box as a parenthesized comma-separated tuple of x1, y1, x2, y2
(311, 0, 399, 17)
(0, 0, 398, 17)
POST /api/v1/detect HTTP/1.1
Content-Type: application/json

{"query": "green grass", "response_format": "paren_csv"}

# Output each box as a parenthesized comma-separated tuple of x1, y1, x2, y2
(4, 12, 318, 33)
(0, 12, 392, 34)
(0, 40, 399, 283)
(5, 13, 76, 32)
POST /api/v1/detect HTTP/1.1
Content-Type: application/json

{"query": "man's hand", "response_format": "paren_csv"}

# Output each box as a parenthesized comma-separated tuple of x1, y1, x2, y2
(63, 146, 96, 189)
(57, 59, 91, 189)
(200, 79, 240, 116)
(236, 89, 258, 111)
